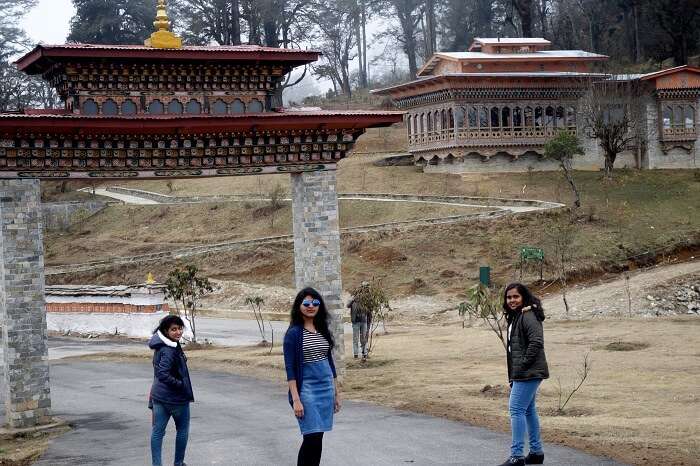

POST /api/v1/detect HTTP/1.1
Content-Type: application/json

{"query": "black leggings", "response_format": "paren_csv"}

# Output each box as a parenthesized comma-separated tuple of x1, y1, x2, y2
(297, 432, 324, 466)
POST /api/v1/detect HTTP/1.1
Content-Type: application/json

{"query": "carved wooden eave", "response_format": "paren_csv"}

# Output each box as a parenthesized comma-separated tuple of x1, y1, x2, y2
(0, 111, 403, 179)
(660, 141, 695, 154)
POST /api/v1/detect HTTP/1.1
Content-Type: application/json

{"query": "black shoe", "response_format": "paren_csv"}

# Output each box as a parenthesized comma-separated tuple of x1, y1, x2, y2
(498, 457, 525, 466)
(525, 452, 544, 464)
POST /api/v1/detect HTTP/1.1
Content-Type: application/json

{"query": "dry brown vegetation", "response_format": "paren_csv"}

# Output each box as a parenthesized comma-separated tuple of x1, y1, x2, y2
(79, 317, 700, 466)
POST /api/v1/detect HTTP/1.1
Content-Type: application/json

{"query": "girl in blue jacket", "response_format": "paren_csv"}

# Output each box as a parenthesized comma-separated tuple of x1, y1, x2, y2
(283, 287, 341, 466)
(148, 315, 194, 466)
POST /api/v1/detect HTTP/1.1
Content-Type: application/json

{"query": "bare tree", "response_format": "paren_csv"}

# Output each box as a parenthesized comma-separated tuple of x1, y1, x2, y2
(545, 211, 578, 316)
(579, 78, 642, 180)
(556, 351, 591, 413)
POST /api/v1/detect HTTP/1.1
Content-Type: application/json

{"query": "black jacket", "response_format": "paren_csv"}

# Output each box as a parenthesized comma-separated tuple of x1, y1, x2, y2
(148, 331, 194, 407)
(506, 306, 549, 382)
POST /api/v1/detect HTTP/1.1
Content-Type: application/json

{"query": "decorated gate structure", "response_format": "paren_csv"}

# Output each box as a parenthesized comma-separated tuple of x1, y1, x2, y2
(0, 2, 401, 428)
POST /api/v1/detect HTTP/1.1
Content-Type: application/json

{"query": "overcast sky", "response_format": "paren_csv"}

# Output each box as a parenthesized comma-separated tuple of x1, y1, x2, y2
(21, 0, 74, 45)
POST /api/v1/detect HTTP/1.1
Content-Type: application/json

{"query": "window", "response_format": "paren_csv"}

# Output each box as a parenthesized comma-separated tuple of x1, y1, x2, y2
(662, 106, 672, 130)
(513, 107, 523, 130)
(479, 106, 489, 128)
(545, 106, 555, 128)
(102, 99, 118, 116)
(674, 105, 684, 127)
(419, 113, 424, 133)
(468, 107, 477, 128)
(248, 99, 264, 113)
(501, 107, 511, 129)
(447, 108, 454, 129)
(413, 114, 419, 134)
(148, 100, 164, 114)
(426, 113, 432, 132)
(534, 107, 543, 127)
(185, 99, 202, 114)
(121, 99, 137, 115)
(168, 99, 184, 114)
(685, 106, 695, 129)
(455, 107, 465, 128)
(407, 115, 413, 135)
(82, 99, 98, 116)
(490, 107, 500, 128)
(555, 106, 565, 128)
(566, 106, 577, 129)
(434, 111, 440, 130)
(211, 99, 228, 114)
(231, 99, 245, 114)
(524, 106, 533, 127)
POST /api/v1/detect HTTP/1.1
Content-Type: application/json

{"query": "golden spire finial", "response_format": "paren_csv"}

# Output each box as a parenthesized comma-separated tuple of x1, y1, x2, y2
(144, 0, 182, 49)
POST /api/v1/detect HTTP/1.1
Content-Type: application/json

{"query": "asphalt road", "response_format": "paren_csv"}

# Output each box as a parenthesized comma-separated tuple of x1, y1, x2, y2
(24, 360, 622, 466)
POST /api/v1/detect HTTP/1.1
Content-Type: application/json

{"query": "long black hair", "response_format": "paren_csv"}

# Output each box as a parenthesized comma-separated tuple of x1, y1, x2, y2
(503, 283, 545, 322)
(290, 287, 335, 350)
(154, 314, 185, 341)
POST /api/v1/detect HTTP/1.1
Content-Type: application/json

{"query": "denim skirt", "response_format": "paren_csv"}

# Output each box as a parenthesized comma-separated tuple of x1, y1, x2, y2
(297, 359, 335, 435)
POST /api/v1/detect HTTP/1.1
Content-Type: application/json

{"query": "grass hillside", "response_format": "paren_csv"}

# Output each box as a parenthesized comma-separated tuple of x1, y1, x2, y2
(45, 146, 700, 296)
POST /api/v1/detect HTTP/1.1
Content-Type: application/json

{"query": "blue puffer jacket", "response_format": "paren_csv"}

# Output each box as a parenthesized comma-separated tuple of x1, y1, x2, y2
(148, 331, 194, 407)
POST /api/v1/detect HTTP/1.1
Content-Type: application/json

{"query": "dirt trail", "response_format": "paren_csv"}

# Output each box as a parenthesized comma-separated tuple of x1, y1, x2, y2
(541, 259, 700, 318)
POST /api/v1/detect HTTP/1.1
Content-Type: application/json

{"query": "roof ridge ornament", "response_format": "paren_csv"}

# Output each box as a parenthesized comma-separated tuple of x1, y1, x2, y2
(144, 0, 182, 49)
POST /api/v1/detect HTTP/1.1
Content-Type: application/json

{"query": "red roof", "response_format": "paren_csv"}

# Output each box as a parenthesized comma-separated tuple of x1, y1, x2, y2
(0, 109, 403, 134)
(639, 65, 700, 81)
(16, 43, 321, 74)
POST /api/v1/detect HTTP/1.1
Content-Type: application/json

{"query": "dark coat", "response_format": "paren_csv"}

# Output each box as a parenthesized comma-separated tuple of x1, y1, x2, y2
(506, 307, 549, 382)
(148, 332, 194, 407)
(283, 325, 337, 404)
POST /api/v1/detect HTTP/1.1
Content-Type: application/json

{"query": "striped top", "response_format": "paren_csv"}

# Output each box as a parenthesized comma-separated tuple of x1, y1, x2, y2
(302, 328, 330, 363)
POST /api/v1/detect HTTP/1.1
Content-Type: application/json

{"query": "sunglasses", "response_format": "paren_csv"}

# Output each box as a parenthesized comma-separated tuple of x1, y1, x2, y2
(302, 299, 321, 307)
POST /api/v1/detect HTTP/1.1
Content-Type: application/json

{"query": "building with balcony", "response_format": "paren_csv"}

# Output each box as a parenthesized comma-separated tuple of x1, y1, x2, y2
(373, 38, 700, 173)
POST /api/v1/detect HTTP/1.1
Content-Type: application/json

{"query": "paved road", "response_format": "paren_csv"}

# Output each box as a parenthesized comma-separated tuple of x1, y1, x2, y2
(23, 361, 621, 466)
(78, 187, 160, 205)
(195, 317, 352, 347)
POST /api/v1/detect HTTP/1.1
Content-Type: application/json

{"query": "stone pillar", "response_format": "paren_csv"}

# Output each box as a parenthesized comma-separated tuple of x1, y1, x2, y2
(291, 170, 344, 371)
(0, 179, 51, 428)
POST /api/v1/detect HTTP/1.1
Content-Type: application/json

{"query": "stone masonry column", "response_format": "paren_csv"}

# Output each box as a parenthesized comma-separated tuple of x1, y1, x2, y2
(0, 179, 51, 428)
(291, 170, 344, 372)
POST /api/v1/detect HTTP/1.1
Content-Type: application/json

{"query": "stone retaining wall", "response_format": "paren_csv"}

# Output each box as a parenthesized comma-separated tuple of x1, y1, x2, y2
(42, 201, 110, 231)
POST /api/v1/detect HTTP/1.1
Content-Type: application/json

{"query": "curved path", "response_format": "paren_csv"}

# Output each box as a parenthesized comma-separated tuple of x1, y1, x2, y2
(49, 188, 562, 276)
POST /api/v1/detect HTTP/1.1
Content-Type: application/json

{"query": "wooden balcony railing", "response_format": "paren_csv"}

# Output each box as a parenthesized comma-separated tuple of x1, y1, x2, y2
(408, 127, 576, 148)
(661, 127, 697, 142)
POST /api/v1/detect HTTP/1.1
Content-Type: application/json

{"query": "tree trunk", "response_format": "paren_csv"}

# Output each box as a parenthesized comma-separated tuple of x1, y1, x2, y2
(604, 152, 615, 179)
(354, 0, 367, 88)
(632, 3, 641, 62)
(562, 164, 581, 208)
(513, 0, 534, 37)
(231, 0, 242, 45)
(424, 0, 437, 56)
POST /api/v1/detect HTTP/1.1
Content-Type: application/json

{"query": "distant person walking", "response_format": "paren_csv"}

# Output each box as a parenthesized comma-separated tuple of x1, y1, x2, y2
(284, 287, 341, 466)
(498, 283, 549, 466)
(148, 315, 194, 466)
(347, 288, 372, 359)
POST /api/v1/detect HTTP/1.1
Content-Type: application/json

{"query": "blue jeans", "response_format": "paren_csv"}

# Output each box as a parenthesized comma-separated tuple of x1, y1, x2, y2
(151, 401, 190, 466)
(509, 379, 543, 458)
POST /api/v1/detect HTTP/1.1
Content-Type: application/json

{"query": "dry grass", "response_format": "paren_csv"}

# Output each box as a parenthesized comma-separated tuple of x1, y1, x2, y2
(0, 425, 71, 465)
(45, 199, 484, 265)
(78, 317, 699, 466)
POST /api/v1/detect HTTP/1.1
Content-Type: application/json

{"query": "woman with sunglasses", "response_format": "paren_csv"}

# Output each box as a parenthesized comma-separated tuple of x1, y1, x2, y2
(283, 287, 341, 466)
